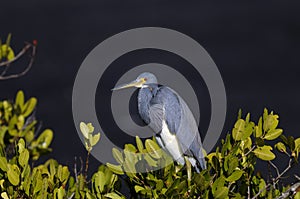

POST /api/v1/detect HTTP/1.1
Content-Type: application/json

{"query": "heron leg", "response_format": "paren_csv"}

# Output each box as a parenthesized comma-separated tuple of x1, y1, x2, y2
(184, 156, 192, 188)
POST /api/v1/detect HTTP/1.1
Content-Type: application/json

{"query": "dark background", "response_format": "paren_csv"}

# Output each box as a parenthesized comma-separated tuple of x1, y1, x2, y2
(1, 0, 300, 185)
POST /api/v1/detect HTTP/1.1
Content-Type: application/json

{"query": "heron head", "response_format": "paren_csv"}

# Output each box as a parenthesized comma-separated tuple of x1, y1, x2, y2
(112, 72, 158, 91)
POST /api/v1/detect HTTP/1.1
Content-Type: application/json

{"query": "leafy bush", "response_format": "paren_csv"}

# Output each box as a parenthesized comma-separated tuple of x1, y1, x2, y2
(107, 110, 300, 199)
(0, 91, 123, 199)
(0, 91, 299, 198)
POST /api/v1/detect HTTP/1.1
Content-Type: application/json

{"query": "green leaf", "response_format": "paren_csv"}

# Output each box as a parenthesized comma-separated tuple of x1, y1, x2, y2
(90, 133, 100, 146)
(263, 114, 279, 132)
(263, 108, 268, 122)
(80, 122, 89, 139)
(124, 144, 136, 152)
(135, 136, 144, 152)
(241, 137, 252, 150)
(295, 138, 300, 149)
(214, 187, 229, 199)
(134, 185, 145, 193)
(264, 128, 283, 140)
(288, 136, 295, 150)
(49, 159, 57, 177)
(255, 117, 263, 137)
(86, 123, 94, 133)
(226, 170, 244, 182)
(16, 115, 24, 130)
(258, 179, 267, 197)
(57, 166, 69, 183)
(18, 149, 29, 168)
(123, 158, 136, 174)
(295, 192, 300, 199)
(237, 109, 242, 120)
(32, 169, 42, 194)
(104, 192, 123, 199)
(295, 138, 300, 157)
(7, 164, 20, 186)
(15, 90, 25, 108)
(95, 171, 105, 192)
(156, 179, 164, 191)
(18, 138, 26, 153)
(227, 156, 238, 175)
(112, 148, 124, 164)
(232, 119, 253, 141)
(37, 129, 53, 148)
(253, 146, 275, 161)
(21, 164, 31, 179)
(275, 142, 286, 153)
(56, 187, 65, 199)
(145, 139, 162, 159)
(1, 45, 15, 61)
(144, 153, 158, 167)
(232, 119, 245, 141)
(212, 176, 225, 195)
(22, 97, 37, 117)
(106, 163, 124, 175)
(245, 113, 250, 123)
(6, 33, 12, 48)
(1, 192, 9, 199)
(0, 157, 8, 171)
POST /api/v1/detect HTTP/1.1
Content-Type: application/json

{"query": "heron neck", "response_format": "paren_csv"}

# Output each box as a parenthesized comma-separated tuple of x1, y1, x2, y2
(137, 87, 153, 124)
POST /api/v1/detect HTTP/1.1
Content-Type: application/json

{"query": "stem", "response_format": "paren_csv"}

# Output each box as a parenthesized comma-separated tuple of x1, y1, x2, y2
(268, 161, 280, 177)
(85, 149, 91, 182)
(239, 145, 256, 161)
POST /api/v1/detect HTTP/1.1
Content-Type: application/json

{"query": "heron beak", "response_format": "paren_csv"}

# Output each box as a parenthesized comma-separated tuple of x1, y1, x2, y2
(111, 78, 145, 91)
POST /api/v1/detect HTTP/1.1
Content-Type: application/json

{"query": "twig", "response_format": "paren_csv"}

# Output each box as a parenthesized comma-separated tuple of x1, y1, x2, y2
(79, 156, 83, 174)
(67, 193, 75, 199)
(275, 181, 300, 199)
(239, 145, 256, 161)
(74, 157, 78, 183)
(84, 150, 91, 182)
(0, 41, 36, 80)
(269, 161, 280, 177)
(252, 158, 293, 199)
(247, 184, 251, 199)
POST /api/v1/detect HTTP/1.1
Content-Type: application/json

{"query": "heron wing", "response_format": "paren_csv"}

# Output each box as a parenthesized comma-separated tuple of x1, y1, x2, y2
(150, 86, 206, 170)
(152, 86, 181, 134)
(172, 89, 206, 170)
(148, 103, 164, 134)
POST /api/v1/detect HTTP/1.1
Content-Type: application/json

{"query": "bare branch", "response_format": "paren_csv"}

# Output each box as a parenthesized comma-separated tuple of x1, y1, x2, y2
(0, 41, 37, 80)
(269, 160, 280, 177)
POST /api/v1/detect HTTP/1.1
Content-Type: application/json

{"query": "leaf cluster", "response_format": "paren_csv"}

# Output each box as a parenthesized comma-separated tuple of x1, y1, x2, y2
(1, 91, 300, 198)
(106, 109, 300, 199)
(0, 34, 15, 62)
(0, 91, 123, 198)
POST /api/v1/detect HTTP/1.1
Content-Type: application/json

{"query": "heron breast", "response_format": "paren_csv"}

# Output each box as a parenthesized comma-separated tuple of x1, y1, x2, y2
(160, 120, 185, 165)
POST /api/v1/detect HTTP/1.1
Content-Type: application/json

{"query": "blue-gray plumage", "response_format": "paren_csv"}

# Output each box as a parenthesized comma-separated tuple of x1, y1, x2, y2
(112, 72, 206, 172)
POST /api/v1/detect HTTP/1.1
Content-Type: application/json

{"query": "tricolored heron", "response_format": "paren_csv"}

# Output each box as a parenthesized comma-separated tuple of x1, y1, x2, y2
(112, 72, 206, 172)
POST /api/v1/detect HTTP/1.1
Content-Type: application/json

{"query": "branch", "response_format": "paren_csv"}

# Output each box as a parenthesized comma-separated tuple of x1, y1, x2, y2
(0, 41, 37, 80)
(252, 158, 294, 199)
(84, 150, 91, 183)
(275, 181, 300, 199)
(269, 160, 280, 177)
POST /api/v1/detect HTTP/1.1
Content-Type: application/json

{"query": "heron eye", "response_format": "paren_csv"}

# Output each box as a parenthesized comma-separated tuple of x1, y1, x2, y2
(144, 78, 148, 81)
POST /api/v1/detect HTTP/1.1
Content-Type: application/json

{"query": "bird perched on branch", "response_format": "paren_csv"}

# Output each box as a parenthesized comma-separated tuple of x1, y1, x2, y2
(112, 72, 206, 172)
